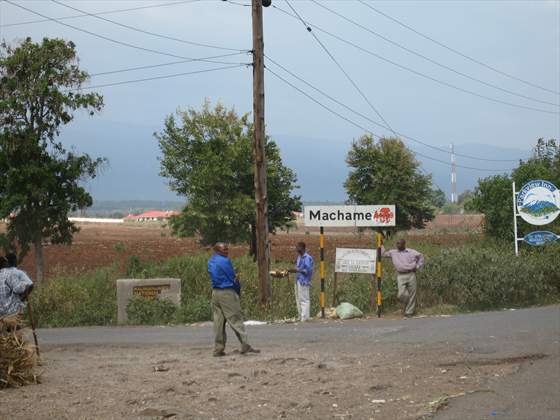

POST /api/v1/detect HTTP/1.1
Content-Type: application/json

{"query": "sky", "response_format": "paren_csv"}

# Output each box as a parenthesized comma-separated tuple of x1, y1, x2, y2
(0, 0, 559, 202)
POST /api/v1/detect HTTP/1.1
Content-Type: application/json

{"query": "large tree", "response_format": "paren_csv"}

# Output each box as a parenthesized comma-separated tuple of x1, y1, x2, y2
(156, 101, 301, 253)
(345, 135, 435, 230)
(468, 138, 560, 240)
(0, 38, 104, 281)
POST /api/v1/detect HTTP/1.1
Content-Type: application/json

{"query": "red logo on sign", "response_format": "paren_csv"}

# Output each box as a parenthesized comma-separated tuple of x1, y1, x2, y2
(373, 207, 394, 224)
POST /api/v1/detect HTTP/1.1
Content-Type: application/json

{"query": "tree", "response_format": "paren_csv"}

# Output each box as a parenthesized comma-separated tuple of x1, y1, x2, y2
(156, 101, 301, 252)
(344, 135, 435, 230)
(469, 138, 560, 240)
(429, 188, 447, 209)
(0, 38, 104, 281)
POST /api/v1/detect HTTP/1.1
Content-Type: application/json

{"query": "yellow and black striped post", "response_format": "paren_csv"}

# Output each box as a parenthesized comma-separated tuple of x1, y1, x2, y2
(375, 230, 383, 318)
(320, 226, 326, 318)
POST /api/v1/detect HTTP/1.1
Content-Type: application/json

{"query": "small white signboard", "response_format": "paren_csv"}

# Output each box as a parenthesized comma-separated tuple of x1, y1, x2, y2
(335, 248, 377, 274)
(304, 205, 396, 227)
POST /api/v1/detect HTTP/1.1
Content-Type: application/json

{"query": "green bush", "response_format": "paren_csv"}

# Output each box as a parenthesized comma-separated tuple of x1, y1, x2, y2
(29, 238, 560, 327)
(126, 295, 177, 325)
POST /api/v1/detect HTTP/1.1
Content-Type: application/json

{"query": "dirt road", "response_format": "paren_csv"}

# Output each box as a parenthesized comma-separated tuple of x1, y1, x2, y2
(1, 305, 558, 419)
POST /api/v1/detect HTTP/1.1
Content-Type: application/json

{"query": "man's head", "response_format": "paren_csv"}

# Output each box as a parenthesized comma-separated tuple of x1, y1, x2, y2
(396, 239, 406, 251)
(6, 252, 17, 268)
(213, 242, 229, 257)
(296, 242, 306, 255)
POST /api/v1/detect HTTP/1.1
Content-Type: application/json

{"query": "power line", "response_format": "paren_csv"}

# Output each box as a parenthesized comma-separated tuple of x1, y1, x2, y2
(272, 4, 560, 115)
(265, 55, 522, 163)
(50, 0, 246, 53)
(311, 0, 559, 108)
(90, 53, 248, 77)
(79, 64, 246, 90)
(0, 0, 199, 28)
(284, 0, 397, 135)
(265, 66, 515, 173)
(357, 0, 560, 96)
(5, 1, 250, 66)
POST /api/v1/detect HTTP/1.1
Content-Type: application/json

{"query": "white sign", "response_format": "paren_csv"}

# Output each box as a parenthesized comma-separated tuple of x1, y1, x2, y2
(516, 180, 560, 226)
(335, 248, 377, 274)
(304, 205, 396, 227)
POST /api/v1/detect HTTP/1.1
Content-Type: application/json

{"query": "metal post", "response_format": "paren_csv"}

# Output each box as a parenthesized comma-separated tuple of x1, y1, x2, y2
(332, 272, 338, 307)
(252, 0, 271, 303)
(512, 182, 519, 256)
(320, 226, 325, 318)
(375, 230, 383, 317)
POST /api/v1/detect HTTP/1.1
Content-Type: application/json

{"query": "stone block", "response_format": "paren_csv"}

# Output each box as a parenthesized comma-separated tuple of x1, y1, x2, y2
(117, 278, 181, 324)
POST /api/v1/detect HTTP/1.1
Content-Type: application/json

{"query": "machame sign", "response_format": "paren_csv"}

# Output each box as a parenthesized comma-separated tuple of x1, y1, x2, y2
(304, 205, 396, 227)
(133, 285, 170, 300)
(516, 180, 560, 226)
(335, 248, 376, 274)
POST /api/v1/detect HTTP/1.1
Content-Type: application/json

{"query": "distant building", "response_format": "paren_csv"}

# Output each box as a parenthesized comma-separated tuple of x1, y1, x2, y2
(124, 210, 180, 222)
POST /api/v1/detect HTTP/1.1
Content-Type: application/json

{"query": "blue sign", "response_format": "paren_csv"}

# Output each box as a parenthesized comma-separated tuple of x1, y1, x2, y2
(522, 231, 559, 246)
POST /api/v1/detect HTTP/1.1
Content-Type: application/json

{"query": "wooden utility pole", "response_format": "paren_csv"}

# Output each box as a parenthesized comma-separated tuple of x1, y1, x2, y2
(252, 0, 271, 304)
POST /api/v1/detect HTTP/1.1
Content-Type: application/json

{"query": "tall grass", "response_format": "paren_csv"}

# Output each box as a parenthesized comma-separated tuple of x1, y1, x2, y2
(30, 240, 560, 327)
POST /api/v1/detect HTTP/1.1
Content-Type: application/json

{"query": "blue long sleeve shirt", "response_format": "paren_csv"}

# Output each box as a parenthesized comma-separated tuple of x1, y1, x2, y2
(296, 253, 314, 286)
(208, 253, 237, 289)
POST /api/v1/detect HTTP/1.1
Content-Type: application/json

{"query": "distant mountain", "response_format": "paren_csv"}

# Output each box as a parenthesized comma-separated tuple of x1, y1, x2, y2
(520, 200, 559, 216)
(58, 120, 532, 203)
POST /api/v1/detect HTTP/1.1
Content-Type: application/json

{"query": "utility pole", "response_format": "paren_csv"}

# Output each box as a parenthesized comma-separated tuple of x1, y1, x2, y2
(450, 143, 457, 203)
(252, 0, 271, 304)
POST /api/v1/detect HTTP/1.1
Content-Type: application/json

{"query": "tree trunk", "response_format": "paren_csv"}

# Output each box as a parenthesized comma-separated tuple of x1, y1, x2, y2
(250, 223, 257, 261)
(33, 237, 44, 283)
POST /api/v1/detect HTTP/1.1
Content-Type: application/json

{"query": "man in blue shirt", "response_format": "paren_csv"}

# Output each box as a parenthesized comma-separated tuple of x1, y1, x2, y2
(208, 243, 259, 357)
(294, 242, 314, 322)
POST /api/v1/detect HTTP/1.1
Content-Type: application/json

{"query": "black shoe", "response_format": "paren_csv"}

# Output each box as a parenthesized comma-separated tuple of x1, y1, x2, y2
(213, 351, 226, 357)
(240, 346, 260, 355)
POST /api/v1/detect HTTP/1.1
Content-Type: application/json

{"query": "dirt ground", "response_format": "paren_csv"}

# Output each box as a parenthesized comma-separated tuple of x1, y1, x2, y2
(0, 326, 527, 420)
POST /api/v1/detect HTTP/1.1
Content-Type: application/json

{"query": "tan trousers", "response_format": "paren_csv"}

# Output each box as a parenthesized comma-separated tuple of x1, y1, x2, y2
(397, 272, 417, 316)
(211, 288, 249, 354)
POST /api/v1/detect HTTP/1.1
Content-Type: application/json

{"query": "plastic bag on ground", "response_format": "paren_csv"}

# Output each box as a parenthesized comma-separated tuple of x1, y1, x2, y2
(335, 302, 364, 320)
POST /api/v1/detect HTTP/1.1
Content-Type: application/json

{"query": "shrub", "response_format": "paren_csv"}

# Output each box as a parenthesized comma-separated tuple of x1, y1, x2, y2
(126, 296, 177, 325)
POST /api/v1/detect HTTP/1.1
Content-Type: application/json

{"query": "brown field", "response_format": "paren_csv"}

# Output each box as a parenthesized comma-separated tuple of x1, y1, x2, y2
(2, 214, 483, 280)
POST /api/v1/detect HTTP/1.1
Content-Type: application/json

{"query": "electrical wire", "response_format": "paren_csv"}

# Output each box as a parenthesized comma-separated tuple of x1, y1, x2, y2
(265, 66, 515, 173)
(0, 0, 199, 28)
(90, 53, 248, 77)
(284, 0, 397, 135)
(311, 0, 559, 108)
(272, 4, 560, 115)
(357, 0, 560, 96)
(4, 1, 249, 66)
(50, 0, 246, 53)
(78, 64, 246, 90)
(265, 55, 522, 163)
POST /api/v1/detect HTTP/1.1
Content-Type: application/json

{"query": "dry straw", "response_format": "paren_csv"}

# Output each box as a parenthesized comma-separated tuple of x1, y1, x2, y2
(0, 315, 40, 389)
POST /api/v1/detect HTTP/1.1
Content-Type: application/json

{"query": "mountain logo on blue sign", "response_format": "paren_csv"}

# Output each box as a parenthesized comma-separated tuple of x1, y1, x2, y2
(523, 231, 559, 246)
(516, 180, 560, 226)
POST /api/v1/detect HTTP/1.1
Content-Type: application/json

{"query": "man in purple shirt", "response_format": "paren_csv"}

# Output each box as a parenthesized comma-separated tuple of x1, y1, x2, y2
(383, 239, 424, 318)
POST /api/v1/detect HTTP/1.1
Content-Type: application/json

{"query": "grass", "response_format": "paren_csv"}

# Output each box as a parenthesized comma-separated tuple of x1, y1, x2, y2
(30, 235, 560, 327)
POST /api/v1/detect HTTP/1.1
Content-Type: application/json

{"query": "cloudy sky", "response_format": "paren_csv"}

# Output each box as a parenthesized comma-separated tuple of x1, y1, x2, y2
(1, 0, 559, 202)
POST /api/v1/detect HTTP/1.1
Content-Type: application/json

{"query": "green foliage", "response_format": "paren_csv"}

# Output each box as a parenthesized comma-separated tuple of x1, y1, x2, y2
(345, 135, 435, 230)
(0, 38, 104, 280)
(156, 101, 301, 249)
(126, 296, 177, 325)
(469, 138, 560, 240)
(29, 237, 560, 327)
(30, 266, 117, 327)
(429, 188, 447, 209)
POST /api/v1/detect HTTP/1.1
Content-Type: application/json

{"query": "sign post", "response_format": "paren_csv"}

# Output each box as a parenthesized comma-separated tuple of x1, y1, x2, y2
(304, 205, 396, 318)
(375, 231, 383, 317)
